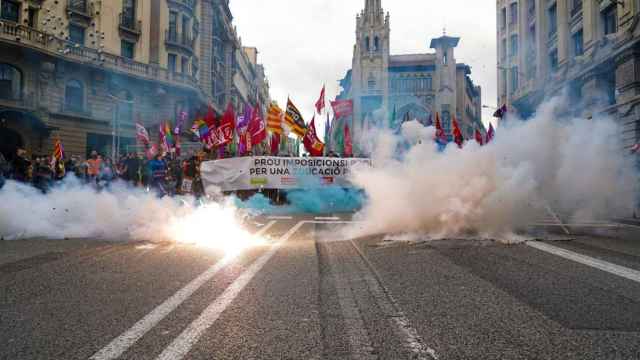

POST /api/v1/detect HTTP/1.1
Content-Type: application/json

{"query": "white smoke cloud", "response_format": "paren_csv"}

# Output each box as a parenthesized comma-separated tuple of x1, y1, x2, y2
(348, 97, 639, 240)
(0, 178, 256, 252)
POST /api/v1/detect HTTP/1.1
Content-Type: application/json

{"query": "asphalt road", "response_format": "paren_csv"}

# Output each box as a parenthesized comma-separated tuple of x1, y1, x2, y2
(1, 215, 640, 359)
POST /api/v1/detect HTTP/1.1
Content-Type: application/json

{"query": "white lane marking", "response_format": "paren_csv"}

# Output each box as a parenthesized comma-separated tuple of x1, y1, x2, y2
(90, 221, 277, 360)
(348, 239, 438, 360)
(267, 215, 293, 220)
(315, 216, 341, 221)
(529, 223, 622, 228)
(527, 241, 640, 284)
(155, 221, 307, 360)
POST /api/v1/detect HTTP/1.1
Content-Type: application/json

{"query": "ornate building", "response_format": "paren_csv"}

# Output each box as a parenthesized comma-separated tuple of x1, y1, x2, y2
(496, 0, 640, 149)
(0, 0, 270, 161)
(337, 0, 484, 149)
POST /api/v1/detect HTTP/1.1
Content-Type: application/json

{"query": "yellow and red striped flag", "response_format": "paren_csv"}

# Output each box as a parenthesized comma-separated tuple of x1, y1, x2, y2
(53, 139, 64, 161)
(267, 103, 284, 134)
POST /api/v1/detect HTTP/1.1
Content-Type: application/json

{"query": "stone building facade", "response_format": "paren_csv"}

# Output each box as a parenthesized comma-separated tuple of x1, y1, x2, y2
(496, 0, 640, 149)
(0, 0, 270, 161)
(337, 0, 484, 149)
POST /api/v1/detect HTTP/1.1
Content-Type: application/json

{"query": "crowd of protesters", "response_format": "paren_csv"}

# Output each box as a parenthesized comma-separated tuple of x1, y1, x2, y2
(0, 148, 206, 197)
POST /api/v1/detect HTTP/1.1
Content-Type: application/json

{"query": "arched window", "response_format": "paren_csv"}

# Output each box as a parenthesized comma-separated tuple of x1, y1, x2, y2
(65, 79, 84, 112)
(0, 63, 22, 100)
(365, 36, 370, 51)
(374, 36, 379, 51)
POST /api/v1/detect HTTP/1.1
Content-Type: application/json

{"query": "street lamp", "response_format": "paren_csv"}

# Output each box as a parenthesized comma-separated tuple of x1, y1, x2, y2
(107, 93, 134, 161)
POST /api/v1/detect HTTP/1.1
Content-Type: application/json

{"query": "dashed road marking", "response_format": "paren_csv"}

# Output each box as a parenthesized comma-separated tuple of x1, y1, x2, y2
(267, 215, 293, 220)
(155, 221, 307, 360)
(89, 221, 277, 360)
(527, 241, 640, 284)
(315, 216, 341, 221)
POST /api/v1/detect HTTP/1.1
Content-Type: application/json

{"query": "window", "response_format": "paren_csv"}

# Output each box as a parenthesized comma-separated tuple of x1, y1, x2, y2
(548, 3, 557, 38)
(501, 39, 507, 61)
(603, 5, 617, 36)
(510, 35, 518, 58)
(501, 69, 508, 96)
(374, 36, 379, 51)
(169, 11, 178, 41)
(121, 40, 134, 59)
(572, 30, 583, 57)
(571, 0, 582, 17)
(0, 63, 22, 100)
(510, 3, 518, 25)
(1, 0, 19, 22)
(27, 8, 38, 28)
(501, 7, 507, 29)
(69, 24, 85, 45)
(168, 54, 177, 72)
(426, 76, 433, 90)
(181, 57, 189, 74)
(510, 67, 519, 94)
(182, 15, 190, 42)
(65, 80, 84, 112)
(549, 49, 558, 72)
(365, 36, 370, 51)
(443, 51, 448, 65)
(118, 91, 133, 124)
(368, 73, 376, 89)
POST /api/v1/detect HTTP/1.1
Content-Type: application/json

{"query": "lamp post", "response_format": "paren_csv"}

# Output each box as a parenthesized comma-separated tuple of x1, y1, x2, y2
(107, 93, 134, 161)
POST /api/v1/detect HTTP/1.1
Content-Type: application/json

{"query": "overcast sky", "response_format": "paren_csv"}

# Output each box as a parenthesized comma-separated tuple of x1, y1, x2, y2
(229, 0, 497, 127)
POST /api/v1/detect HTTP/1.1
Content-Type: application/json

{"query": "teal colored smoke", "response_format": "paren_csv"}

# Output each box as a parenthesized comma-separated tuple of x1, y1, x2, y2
(233, 186, 366, 215)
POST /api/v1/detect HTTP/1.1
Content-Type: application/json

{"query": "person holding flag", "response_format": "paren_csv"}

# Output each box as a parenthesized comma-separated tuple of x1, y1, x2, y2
(486, 123, 495, 144)
(267, 103, 284, 155)
(452, 116, 464, 148)
(51, 139, 66, 180)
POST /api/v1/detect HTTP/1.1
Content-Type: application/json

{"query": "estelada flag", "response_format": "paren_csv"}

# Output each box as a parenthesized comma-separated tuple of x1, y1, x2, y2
(434, 112, 447, 144)
(248, 103, 267, 145)
(315, 85, 325, 114)
(330, 99, 353, 118)
(452, 116, 464, 148)
(475, 128, 484, 146)
(344, 123, 353, 157)
(267, 103, 283, 134)
(486, 123, 495, 144)
(303, 116, 325, 157)
(285, 98, 307, 138)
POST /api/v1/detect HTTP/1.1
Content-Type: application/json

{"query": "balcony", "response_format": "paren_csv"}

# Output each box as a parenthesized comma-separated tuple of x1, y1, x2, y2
(119, 13, 141, 38)
(67, 0, 91, 20)
(166, 0, 197, 14)
(0, 21, 200, 91)
(165, 30, 195, 55)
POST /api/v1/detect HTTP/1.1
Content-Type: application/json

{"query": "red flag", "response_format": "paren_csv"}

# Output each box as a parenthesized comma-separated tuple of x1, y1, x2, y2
(315, 85, 326, 114)
(452, 116, 464, 148)
(344, 123, 353, 157)
(330, 99, 354, 118)
(248, 104, 267, 146)
(434, 112, 447, 144)
(208, 103, 235, 148)
(475, 129, 484, 146)
(486, 123, 495, 144)
(271, 133, 281, 155)
(204, 105, 217, 128)
(303, 116, 325, 157)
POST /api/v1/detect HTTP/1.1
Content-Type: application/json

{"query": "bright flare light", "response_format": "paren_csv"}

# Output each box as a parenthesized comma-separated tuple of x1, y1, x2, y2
(167, 202, 266, 255)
